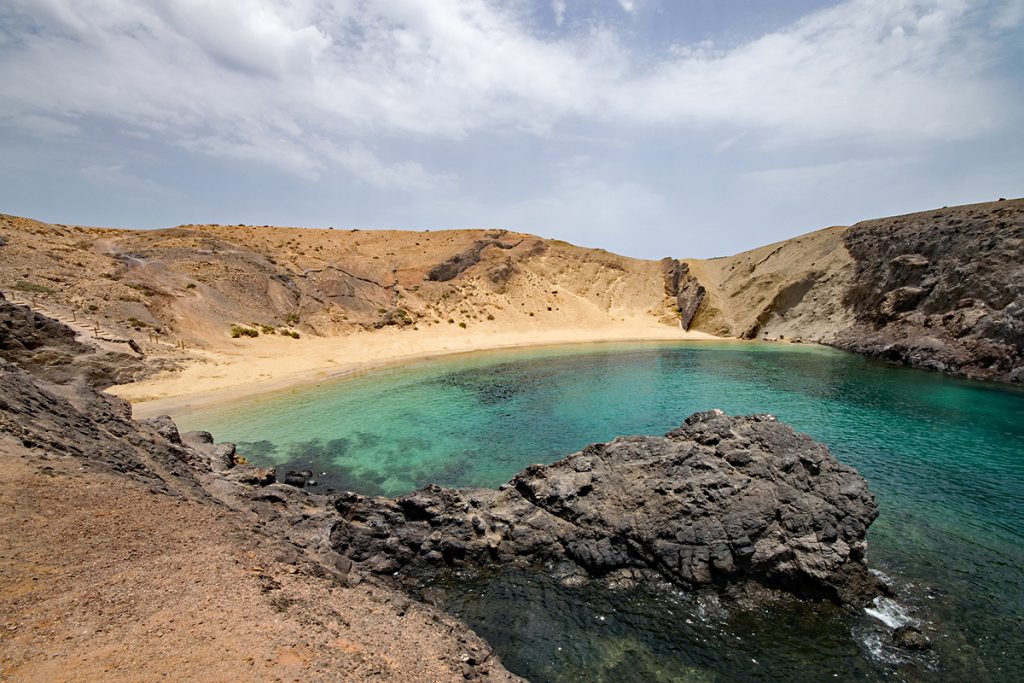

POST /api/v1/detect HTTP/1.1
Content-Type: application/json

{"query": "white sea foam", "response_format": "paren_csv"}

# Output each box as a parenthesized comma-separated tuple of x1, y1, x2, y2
(864, 596, 914, 629)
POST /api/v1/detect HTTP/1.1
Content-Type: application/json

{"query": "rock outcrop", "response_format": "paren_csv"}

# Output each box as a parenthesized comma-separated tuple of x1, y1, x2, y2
(0, 303, 518, 681)
(331, 410, 882, 607)
(834, 200, 1023, 382)
(661, 258, 707, 330)
(0, 293, 153, 388)
(426, 236, 517, 282)
(682, 198, 1024, 383)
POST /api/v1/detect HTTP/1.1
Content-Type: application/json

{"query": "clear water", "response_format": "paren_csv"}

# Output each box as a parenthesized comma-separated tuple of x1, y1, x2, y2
(177, 341, 1024, 682)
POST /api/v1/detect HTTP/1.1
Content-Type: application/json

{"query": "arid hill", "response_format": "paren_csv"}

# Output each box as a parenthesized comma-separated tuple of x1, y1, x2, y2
(1, 197, 1021, 393)
(0, 215, 678, 347)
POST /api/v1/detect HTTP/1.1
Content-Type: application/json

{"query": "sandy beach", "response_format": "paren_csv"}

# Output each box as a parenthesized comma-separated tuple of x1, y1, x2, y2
(114, 322, 719, 420)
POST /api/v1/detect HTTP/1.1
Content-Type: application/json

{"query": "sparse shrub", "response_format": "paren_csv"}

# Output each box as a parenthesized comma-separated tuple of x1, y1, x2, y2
(458, 322, 467, 328)
(186, 283, 197, 289)
(285, 313, 300, 324)
(281, 329, 300, 339)
(230, 324, 259, 338)
(447, 318, 454, 324)
(487, 314, 495, 320)
(87, 304, 99, 312)
(13, 281, 55, 294)
(260, 325, 276, 334)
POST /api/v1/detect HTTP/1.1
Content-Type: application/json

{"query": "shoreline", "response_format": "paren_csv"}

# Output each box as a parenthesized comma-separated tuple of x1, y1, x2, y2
(115, 325, 726, 420)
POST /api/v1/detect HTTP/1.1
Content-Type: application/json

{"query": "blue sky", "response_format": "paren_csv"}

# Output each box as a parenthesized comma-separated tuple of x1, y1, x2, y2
(1, 0, 1022, 258)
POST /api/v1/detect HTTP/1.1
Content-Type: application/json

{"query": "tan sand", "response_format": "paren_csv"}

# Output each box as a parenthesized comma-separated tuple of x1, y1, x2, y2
(115, 322, 718, 420)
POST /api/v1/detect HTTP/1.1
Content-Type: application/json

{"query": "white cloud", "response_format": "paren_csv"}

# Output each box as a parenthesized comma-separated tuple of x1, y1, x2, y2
(0, 0, 1018, 184)
(617, 0, 637, 14)
(552, 0, 566, 26)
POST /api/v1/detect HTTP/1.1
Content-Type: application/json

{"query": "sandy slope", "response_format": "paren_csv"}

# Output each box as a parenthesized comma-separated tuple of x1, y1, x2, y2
(684, 224, 855, 342)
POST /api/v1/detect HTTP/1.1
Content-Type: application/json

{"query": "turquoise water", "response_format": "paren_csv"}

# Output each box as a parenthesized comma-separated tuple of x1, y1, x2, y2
(177, 341, 1024, 681)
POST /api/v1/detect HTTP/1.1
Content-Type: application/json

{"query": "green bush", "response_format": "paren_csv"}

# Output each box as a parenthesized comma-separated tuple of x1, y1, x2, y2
(230, 325, 259, 338)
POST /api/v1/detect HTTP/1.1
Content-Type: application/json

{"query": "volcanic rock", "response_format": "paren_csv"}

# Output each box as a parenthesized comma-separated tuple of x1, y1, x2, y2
(331, 409, 882, 606)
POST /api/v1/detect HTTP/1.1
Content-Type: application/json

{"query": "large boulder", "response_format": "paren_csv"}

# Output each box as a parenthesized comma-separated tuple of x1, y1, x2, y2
(331, 410, 882, 606)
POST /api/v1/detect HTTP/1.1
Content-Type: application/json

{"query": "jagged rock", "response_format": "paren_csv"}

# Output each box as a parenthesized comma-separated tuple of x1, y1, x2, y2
(331, 410, 882, 607)
(141, 415, 181, 444)
(660, 259, 706, 330)
(284, 470, 311, 488)
(0, 295, 153, 388)
(0, 359, 203, 497)
(893, 625, 931, 650)
(182, 430, 214, 445)
(232, 466, 276, 487)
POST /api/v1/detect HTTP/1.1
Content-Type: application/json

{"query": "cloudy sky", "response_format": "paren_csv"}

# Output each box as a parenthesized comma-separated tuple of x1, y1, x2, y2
(1, 0, 1022, 258)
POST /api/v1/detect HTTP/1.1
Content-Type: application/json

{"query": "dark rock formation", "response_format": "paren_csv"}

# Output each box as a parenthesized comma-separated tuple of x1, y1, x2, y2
(331, 410, 882, 607)
(836, 200, 1024, 382)
(426, 239, 515, 282)
(893, 625, 932, 650)
(661, 259, 707, 330)
(0, 294, 153, 388)
(0, 358, 205, 497)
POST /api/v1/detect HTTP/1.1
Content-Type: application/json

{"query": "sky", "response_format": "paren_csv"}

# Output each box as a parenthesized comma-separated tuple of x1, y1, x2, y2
(1, 0, 1022, 259)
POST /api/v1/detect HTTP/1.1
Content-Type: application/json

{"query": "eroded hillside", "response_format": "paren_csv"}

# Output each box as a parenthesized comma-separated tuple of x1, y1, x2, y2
(0, 216, 680, 351)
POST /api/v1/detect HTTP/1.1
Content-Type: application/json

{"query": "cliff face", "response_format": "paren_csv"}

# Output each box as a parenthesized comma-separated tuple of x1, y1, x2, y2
(834, 200, 1024, 382)
(685, 198, 1024, 383)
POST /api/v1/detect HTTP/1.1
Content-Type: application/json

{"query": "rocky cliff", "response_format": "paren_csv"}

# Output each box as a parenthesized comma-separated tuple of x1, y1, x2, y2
(684, 198, 1024, 383)
(834, 200, 1023, 381)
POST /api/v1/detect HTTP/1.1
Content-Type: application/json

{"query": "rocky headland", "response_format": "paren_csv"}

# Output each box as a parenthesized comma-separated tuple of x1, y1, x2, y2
(686, 198, 1023, 383)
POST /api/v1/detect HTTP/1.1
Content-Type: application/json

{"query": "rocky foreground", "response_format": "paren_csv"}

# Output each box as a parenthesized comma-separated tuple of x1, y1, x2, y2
(0, 295, 893, 679)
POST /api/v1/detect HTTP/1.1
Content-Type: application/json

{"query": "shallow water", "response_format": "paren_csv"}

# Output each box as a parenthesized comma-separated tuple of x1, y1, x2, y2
(178, 341, 1024, 681)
